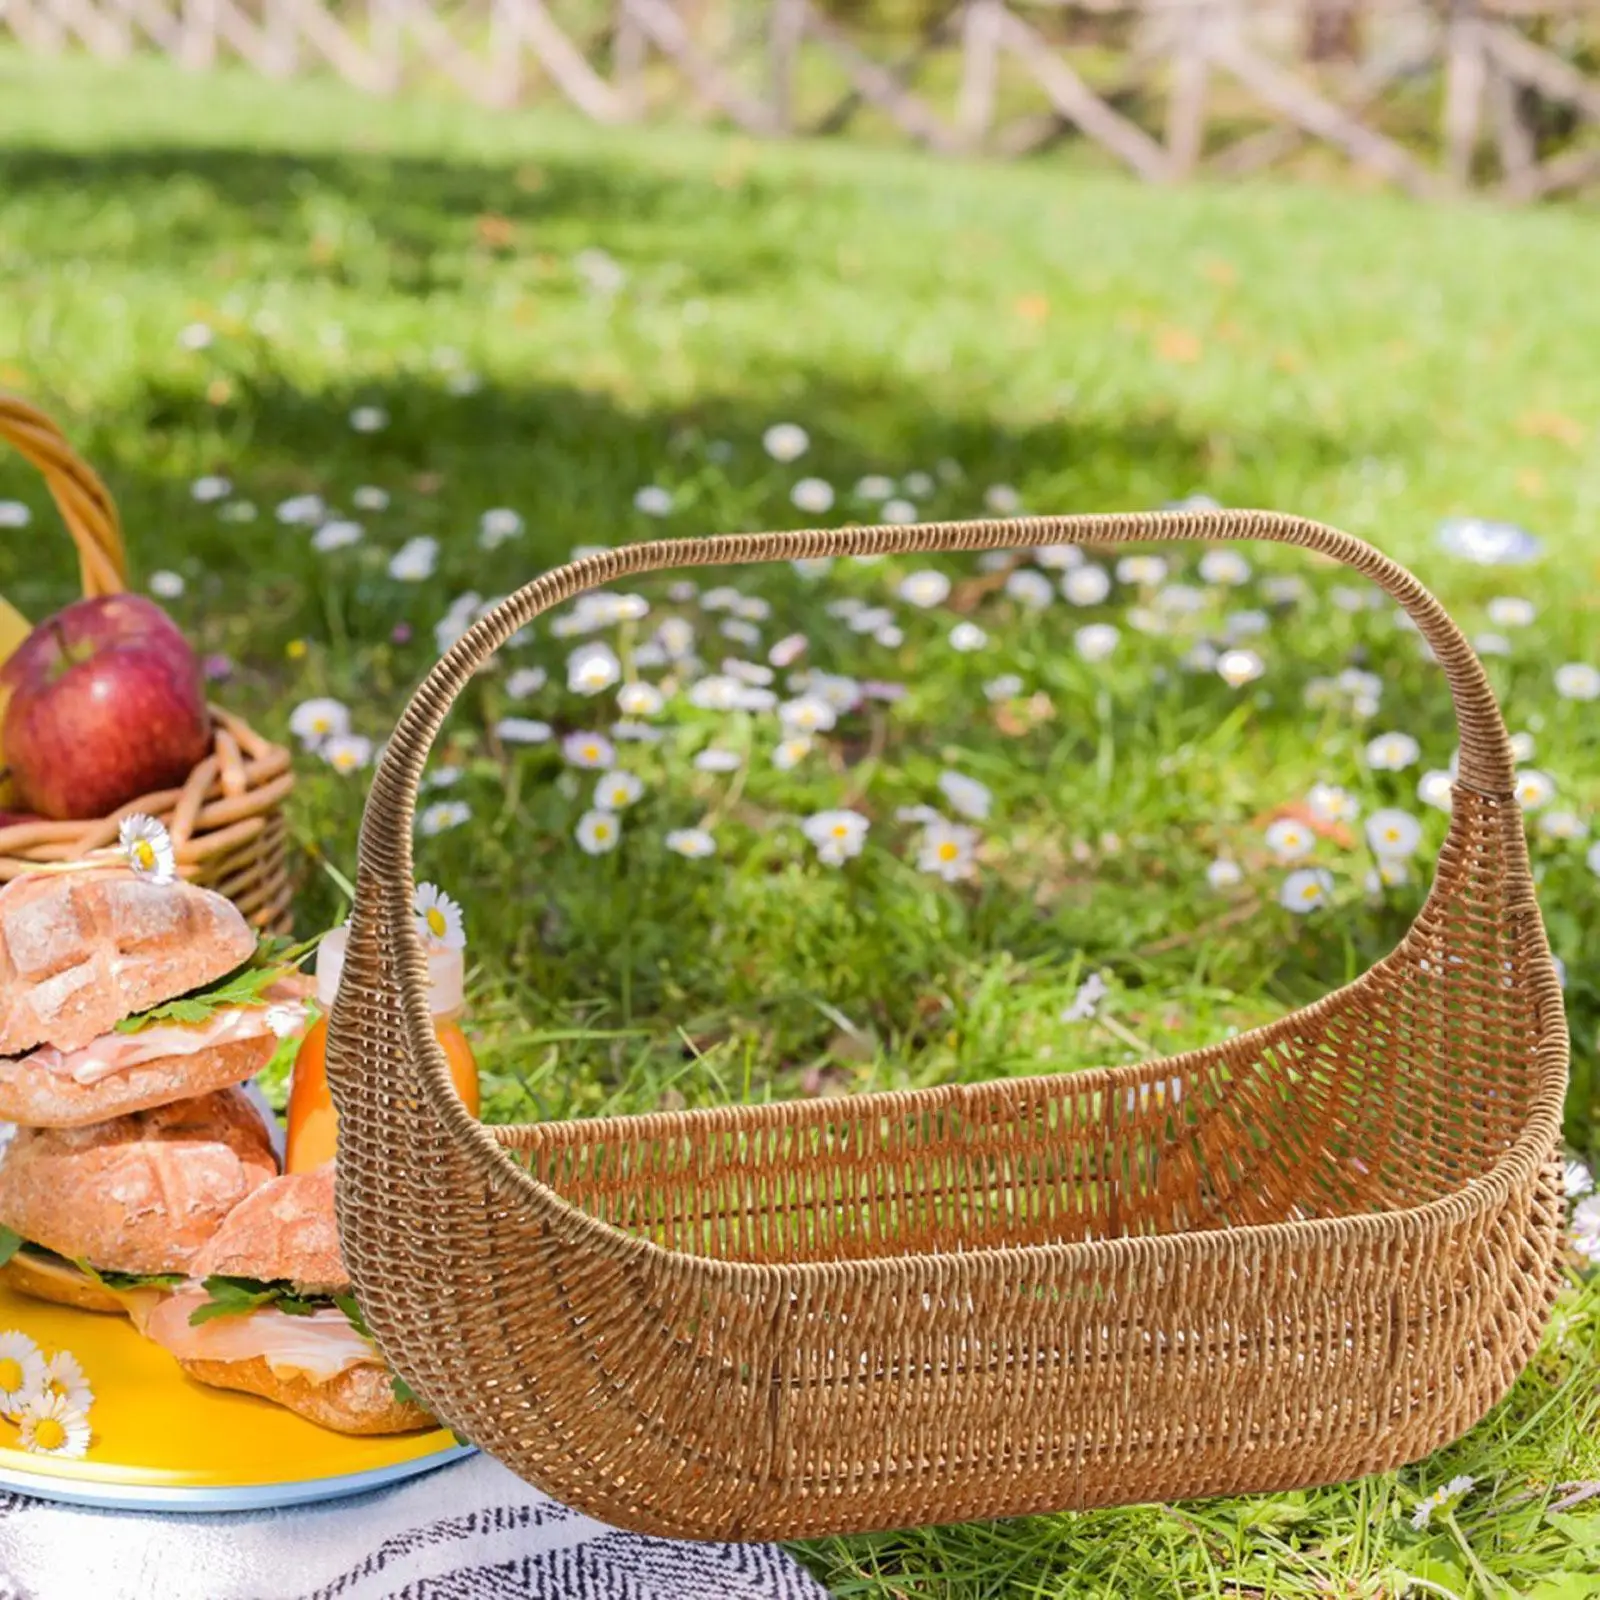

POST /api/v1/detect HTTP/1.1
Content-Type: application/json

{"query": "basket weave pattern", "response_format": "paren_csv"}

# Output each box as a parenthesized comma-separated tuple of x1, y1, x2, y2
(0, 395, 295, 931)
(327, 511, 1568, 1541)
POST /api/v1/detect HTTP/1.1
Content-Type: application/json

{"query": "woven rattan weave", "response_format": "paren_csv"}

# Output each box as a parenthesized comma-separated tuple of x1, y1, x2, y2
(327, 511, 1567, 1541)
(0, 395, 295, 929)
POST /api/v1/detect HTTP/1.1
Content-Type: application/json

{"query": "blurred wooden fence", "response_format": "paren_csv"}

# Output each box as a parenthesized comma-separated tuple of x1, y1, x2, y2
(2, 0, 1597, 198)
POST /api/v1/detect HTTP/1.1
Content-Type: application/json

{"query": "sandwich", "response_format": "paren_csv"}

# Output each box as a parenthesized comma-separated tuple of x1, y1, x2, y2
(143, 1165, 435, 1437)
(0, 868, 311, 1128)
(0, 1087, 278, 1318)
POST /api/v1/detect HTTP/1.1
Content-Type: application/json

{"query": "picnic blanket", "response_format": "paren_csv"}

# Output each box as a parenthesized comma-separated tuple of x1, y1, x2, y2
(0, 1452, 831, 1600)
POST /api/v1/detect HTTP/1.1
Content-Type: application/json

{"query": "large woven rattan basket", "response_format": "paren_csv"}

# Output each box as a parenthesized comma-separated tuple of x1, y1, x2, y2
(0, 395, 295, 930)
(327, 510, 1568, 1542)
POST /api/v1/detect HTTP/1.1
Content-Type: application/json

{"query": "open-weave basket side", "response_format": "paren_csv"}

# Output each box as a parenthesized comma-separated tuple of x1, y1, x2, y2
(327, 510, 1568, 1541)
(0, 396, 295, 932)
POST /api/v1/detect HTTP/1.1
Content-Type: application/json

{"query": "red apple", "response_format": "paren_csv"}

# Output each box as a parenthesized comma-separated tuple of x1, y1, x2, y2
(0, 595, 212, 821)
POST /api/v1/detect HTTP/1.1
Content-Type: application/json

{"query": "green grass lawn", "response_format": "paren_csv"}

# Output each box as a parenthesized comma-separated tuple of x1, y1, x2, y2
(1, 49, 1598, 1598)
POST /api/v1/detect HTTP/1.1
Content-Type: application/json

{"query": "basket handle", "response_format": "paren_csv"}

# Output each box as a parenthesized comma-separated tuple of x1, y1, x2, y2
(338, 510, 1518, 1142)
(0, 395, 127, 598)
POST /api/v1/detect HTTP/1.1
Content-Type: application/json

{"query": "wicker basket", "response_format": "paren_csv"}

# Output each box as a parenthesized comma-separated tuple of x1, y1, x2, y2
(327, 510, 1568, 1542)
(0, 395, 295, 932)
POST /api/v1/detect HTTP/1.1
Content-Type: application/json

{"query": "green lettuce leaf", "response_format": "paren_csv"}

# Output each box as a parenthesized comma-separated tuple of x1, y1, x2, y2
(188, 1275, 328, 1325)
(115, 934, 318, 1035)
(0, 1227, 21, 1268)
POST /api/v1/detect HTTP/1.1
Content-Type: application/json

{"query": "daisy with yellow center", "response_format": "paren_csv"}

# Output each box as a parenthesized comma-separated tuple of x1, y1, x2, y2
(0, 1330, 45, 1419)
(118, 814, 176, 886)
(413, 882, 467, 953)
(38, 1348, 93, 1413)
(16, 1391, 91, 1459)
(576, 811, 621, 855)
(918, 820, 978, 883)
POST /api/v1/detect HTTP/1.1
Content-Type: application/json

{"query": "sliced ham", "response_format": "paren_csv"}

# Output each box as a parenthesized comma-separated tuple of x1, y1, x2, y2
(145, 1286, 378, 1383)
(18, 991, 309, 1086)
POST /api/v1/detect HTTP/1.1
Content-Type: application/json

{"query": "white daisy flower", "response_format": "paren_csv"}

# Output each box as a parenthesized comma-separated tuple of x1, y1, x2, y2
(119, 815, 177, 886)
(654, 617, 696, 660)
(191, 475, 231, 503)
(148, 570, 185, 600)
(1563, 1159, 1594, 1200)
(897, 570, 951, 609)
(389, 537, 439, 582)
(948, 621, 988, 652)
(1033, 544, 1082, 571)
(562, 732, 615, 770)
(16, 1391, 90, 1459)
(1206, 858, 1243, 890)
(768, 633, 808, 669)
(688, 675, 744, 712)
(1261, 574, 1308, 604)
(1307, 784, 1359, 824)
(1365, 732, 1421, 771)
(847, 605, 893, 636)
(615, 681, 663, 717)
(1183, 642, 1220, 674)
(633, 485, 674, 517)
(494, 718, 552, 745)
(576, 810, 621, 855)
(289, 698, 352, 750)
(1062, 565, 1111, 606)
(0, 501, 32, 528)
(1571, 1195, 1600, 1264)
(809, 672, 864, 713)
(322, 734, 374, 774)
(666, 828, 716, 858)
(276, 493, 325, 526)
(349, 405, 389, 433)
(595, 771, 644, 811)
(1265, 818, 1314, 862)
(694, 748, 743, 774)
(854, 475, 895, 502)
(1418, 769, 1454, 811)
(1555, 663, 1600, 701)
(1365, 808, 1422, 858)
(567, 642, 622, 697)
(418, 801, 472, 835)
(762, 423, 809, 463)
(1115, 554, 1168, 587)
(773, 737, 813, 770)
(1216, 649, 1264, 688)
(1280, 867, 1334, 913)
(1062, 971, 1109, 1023)
(1486, 596, 1535, 628)
(1538, 810, 1586, 841)
(1074, 624, 1120, 663)
(0, 1332, 46, 1419)
(983, 483, 1021, 515)
(976, 552, 1013, 574)
(427, 766, 462, 789)
(505, 667, 548, 700)
(720, 620, 763, 649)
(414, 882, 467, 952)
(1198, 549, 1251, 586)
(938, 771, 992, 822)
(984, 674, 1023, 702)
(733, 595, 771, 623)
(1224, 610, 1269, 641)
(791, 477, 835, 514)
(178, 320, 214, 350)
(918, 819, 978, 882)
(802, 809, 869, 865)
(902, 470, 934, 497)
(1005, 569, 1054, 610)
(1474, 632, 1512, 657)
(1365, 858, 1412, 892)
(880, 498, 919, 525)
(1515, 769, 1556, 810)
(477, 507, 525, 548)
(37, 1348, 93, 1413)
(312, 520, 363, 553)
(780, 695, 837, 734)
(791, 557, 834, 580)
(725, 659, 774, 686)
(352, 486, 390, 512)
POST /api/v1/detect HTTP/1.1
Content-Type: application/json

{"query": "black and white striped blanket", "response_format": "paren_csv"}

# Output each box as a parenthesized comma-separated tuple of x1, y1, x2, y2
(0, 1454, 830, 1600)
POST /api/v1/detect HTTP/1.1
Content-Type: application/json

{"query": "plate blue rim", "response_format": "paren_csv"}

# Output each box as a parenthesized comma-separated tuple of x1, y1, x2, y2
(0, 1444, 476, 1513)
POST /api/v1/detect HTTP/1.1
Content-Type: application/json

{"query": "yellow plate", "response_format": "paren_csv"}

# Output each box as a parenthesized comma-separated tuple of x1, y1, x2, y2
(0, 1283, 468, 1511)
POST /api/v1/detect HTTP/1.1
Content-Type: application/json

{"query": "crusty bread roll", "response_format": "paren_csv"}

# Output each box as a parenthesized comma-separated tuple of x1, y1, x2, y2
(0, 1032, 276, 1130)
(0, 870, 257, 1057)
(190, 1164, 345, 1294)
(0, 1250, 125, 1314)
(177, 1355, 435, 1436)
(0, 1088, 276, 1275)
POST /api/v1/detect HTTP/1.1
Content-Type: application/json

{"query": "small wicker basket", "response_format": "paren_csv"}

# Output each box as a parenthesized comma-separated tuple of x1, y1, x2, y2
(0, 395, 295, 932)
(328, 510, 1566, 1542)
